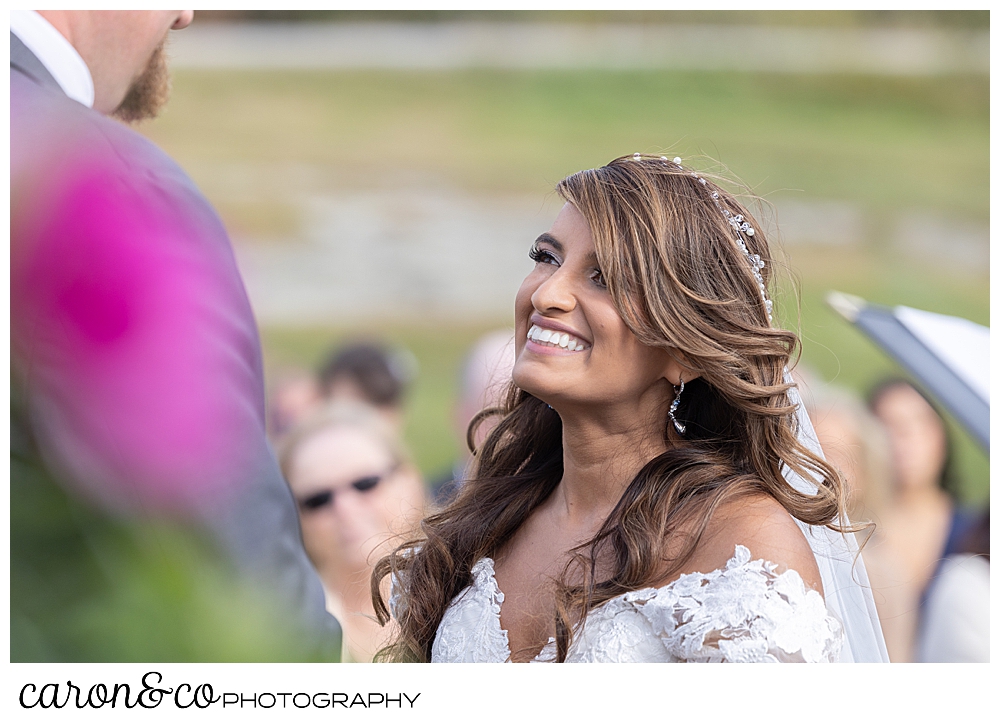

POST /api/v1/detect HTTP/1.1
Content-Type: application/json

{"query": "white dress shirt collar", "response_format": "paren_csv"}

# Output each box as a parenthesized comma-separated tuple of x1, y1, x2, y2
(10, 9, 95, 108)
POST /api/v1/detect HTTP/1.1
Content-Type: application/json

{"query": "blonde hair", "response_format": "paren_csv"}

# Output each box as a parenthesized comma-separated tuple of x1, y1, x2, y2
(278, 400, 413, 483)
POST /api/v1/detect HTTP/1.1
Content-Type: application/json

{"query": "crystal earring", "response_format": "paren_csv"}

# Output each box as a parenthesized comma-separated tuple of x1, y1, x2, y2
(669, 376, 686, 435)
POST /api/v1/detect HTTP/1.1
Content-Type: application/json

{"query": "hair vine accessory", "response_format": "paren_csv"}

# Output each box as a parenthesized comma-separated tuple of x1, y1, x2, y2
(643, 153, 773, 323)
(669, 375, 686, 435)
(713, 197, 772, 322)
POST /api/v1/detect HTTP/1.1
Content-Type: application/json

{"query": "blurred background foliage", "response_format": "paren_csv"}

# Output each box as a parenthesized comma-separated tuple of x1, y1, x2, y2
(11, 391, 333, 661)
(140, 10, 988, 503)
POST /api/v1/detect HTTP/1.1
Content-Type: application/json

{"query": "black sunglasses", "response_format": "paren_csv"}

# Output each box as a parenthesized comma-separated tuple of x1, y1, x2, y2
(296, 468, 393, 512)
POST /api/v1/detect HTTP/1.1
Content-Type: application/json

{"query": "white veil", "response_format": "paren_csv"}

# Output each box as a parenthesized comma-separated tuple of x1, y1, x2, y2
(784, 372, 890, 663)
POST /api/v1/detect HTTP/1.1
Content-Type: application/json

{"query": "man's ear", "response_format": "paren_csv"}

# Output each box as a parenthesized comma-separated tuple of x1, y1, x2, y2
(662, 349, 701, 387)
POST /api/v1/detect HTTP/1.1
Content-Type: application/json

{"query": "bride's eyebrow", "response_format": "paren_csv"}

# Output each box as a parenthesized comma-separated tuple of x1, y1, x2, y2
(535, 232, 597, 263)
(534, 233, 599, 264)
(534, 233, 561, 251)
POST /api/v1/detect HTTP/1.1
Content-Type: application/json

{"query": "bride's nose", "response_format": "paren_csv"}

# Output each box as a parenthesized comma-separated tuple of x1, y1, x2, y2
(531, 267, 577, 314)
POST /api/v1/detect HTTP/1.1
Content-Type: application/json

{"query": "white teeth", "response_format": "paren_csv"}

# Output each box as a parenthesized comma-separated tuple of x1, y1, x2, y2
(527, 323, 587, 351)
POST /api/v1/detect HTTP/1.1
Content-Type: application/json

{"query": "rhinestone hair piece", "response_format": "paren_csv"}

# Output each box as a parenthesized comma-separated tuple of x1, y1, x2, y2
(631, 153, 774, 323)
(706, 187, 773, 322)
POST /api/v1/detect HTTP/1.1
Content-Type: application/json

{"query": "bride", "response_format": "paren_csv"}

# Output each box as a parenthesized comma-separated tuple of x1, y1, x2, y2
(373, 154, 887, 663)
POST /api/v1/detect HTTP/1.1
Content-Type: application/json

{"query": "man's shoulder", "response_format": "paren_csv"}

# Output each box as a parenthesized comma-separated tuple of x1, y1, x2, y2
(12, 69, 204, 210)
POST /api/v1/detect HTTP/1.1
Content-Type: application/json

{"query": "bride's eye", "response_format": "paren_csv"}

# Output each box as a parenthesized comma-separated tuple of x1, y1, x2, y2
(591, 268, 607, 289)
(528, 244, 558, 265)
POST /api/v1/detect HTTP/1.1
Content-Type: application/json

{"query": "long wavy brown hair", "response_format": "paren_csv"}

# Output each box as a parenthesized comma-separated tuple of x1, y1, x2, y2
(371, 154, 849, 662)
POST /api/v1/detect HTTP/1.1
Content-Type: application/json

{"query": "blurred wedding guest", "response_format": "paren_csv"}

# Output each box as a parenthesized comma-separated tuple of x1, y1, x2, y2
(430, 329, 516, 504)
(11, 10, 339, 659)
(280, 402, 427, 662)
(916, 511, 990, 662)
(318, 340, 418, 430)
(805, 382, 919, 660)
(807, 384, 891, 521)
(869, 379, 977, 569)
(267, 366, 323, 440)
(868, 378, 979, 661)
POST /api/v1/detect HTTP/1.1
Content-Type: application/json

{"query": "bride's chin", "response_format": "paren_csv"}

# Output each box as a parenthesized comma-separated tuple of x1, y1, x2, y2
(512, 369, 553, 401)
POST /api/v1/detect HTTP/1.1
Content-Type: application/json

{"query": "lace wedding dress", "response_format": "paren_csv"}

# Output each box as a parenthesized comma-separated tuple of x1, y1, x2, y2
(396, 377, 888, 663)
(429, 545, 844, 663)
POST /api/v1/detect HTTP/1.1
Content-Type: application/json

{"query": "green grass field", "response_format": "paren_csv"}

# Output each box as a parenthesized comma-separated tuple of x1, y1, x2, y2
(142, 66, 989, 502)
(151, 69, 987, 217)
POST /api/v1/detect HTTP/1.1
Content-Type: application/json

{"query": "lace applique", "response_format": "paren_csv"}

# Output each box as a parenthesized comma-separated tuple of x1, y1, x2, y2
(430, 558, 511, 663)
(627, 545, 843, 662)
(431, 545, 844, 663)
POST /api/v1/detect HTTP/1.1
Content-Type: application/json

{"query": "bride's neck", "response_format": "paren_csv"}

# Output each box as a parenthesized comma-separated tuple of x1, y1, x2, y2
(554, 409, 669, 525)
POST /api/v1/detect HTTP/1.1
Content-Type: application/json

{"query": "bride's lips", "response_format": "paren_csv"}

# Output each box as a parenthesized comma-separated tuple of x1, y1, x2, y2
(525, 315, 591, 354)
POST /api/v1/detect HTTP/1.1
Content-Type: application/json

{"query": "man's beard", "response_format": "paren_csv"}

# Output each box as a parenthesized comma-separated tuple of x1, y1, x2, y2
(112, 37, 171, 124)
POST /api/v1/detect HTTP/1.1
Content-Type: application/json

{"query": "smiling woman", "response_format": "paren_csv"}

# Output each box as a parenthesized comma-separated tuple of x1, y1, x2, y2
(373, 154, 887, 663)
(280, 401, 426, 662)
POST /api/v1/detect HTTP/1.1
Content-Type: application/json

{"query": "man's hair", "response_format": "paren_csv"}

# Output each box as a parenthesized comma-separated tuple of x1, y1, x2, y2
(318, 342, 413, 409)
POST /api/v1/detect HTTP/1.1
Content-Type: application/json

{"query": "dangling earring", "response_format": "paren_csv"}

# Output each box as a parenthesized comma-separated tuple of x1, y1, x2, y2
(669, 376, 686, 435)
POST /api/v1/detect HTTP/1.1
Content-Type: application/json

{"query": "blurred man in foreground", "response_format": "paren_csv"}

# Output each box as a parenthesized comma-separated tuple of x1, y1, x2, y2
(11, 10, 340, 660)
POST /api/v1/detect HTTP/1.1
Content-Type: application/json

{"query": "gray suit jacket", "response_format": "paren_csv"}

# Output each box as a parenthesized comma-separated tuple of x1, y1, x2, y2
(11, 31, 60, 89)
(11, 32, 341, 660)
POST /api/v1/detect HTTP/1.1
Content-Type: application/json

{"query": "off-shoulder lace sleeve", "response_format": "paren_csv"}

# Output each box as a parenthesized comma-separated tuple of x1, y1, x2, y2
(627, 545, 844, 662)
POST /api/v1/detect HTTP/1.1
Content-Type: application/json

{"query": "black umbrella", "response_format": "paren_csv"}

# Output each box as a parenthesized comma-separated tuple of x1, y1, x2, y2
(826, 291, 989, 451)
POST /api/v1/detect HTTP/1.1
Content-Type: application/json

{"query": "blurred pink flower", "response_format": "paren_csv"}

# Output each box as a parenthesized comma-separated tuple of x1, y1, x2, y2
(12, 152, 260, 515)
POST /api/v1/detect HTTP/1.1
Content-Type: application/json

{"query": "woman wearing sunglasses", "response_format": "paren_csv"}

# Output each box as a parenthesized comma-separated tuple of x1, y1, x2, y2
(280, 401, 426, 662)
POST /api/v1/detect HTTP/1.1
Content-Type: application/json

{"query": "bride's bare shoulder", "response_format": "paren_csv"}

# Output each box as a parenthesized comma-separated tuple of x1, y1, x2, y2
(676, 492, 824, 594)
